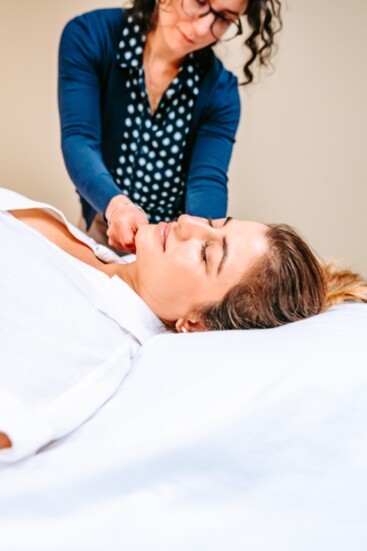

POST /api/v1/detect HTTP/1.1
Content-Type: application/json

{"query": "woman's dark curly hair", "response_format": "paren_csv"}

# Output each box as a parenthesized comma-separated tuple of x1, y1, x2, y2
(130, 0, 282, 84)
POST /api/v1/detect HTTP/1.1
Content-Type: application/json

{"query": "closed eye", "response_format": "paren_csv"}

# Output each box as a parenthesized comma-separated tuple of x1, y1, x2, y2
(204, 216, 232, 270)
(201, 241, 209, 262)
(216, 12, 232, 23)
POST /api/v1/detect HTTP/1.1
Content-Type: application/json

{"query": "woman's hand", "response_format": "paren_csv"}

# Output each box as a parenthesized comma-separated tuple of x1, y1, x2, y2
(105, 195, 149, 253)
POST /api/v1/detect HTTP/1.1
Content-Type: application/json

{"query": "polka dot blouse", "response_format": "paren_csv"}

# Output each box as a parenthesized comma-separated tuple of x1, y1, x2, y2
(115, 14, 203, 223)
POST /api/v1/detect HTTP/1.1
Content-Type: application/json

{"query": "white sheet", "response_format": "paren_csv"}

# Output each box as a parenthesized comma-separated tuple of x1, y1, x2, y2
(0, 190, 163, 460)
(1, 303, 366, 550)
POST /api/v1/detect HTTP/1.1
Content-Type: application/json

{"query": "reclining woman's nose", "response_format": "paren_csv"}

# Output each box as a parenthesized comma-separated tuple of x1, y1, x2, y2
(177, 214, 213, 240)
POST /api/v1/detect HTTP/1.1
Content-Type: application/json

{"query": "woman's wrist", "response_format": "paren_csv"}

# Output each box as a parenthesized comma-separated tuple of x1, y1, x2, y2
(106, 198, 146, 227)
(105, 195, 132, 219)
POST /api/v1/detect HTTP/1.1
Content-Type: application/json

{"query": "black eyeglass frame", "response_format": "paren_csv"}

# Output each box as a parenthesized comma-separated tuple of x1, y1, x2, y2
(181, 0, 243, 41)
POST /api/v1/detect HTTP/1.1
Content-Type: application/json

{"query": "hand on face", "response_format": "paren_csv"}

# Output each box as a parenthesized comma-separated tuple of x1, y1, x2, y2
(133, 214, 268, 326)
(105, 196, 149, 253)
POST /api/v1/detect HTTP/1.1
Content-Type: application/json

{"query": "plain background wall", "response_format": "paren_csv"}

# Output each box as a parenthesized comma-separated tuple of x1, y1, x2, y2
(0, 0, 366, 274)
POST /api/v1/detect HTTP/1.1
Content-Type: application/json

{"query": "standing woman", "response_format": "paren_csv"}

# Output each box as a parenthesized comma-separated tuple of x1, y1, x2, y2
(58, 0, 282, 252)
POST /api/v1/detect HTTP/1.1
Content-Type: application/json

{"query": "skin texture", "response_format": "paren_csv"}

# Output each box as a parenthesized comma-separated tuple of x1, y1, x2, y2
(105, 199, 149, 253)
(149, 0, 248, 60)
(10, 209, 268, 333)
(105, 0, 248, 252)
(130, 214, 268, 330)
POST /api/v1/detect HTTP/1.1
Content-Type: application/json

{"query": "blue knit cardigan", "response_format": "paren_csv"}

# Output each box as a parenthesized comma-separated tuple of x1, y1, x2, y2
(58, 9, 241, 227)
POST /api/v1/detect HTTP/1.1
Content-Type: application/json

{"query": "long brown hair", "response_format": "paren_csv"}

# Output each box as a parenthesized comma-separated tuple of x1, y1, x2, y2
(198, 224, 367, 331)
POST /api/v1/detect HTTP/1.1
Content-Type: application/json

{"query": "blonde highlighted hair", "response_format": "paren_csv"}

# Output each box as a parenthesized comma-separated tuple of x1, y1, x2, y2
(324, 263, 367, 307)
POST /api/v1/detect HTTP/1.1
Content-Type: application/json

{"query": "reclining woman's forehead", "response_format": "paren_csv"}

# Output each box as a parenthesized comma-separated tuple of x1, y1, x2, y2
(132, 214, 269, 322)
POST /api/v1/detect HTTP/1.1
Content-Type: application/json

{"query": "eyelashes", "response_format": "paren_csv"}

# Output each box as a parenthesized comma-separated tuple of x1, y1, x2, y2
(201, 241, 209, 262)
(201, 218, 214, 262)
(201, 218, 213, 262)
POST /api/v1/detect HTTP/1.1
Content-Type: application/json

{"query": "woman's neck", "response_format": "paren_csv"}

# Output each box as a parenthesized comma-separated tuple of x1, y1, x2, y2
(104, 261, 139, 294)
(145, 28, 185, 69)
(143, 30, 185, 113)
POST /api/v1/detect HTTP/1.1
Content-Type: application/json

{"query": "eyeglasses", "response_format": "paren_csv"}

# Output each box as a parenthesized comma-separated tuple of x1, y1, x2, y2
(181, 0, 243, 41)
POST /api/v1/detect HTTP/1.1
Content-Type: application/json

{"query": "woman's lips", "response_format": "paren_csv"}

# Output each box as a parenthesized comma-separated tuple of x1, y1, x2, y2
(178, 28, 196, 45)
(163, 222, 173, 250)
(157, 222, 166, 250)
(157, 221, 173, 251)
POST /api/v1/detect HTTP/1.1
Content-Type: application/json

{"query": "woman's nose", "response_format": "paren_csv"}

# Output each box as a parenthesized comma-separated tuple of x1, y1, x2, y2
(191, 13, 215, 37)
(177, 214, 213, 240)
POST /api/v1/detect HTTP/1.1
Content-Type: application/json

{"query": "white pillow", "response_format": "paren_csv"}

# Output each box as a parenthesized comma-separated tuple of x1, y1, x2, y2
(99, 302, 367, 455)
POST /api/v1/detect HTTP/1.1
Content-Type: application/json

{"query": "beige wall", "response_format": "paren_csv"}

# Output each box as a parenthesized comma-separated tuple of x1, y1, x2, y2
(1, 0, 366, 274)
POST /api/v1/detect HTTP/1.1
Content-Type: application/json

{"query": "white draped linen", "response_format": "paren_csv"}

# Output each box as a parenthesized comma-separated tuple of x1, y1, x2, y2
(0, 189, 366, 549)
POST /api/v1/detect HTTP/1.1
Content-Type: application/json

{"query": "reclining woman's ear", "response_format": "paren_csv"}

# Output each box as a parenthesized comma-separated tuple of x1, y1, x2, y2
(2, 187, 367, 460)
(0, 433, 11, 450)
(6, 191, 367, 333)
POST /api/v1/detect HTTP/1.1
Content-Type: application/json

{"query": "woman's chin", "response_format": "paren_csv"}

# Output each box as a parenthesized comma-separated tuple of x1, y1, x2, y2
(134, 223, 159, 259)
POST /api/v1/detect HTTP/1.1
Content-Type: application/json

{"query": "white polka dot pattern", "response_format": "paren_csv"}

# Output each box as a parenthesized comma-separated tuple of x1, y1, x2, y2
(114, 14, 203, 223)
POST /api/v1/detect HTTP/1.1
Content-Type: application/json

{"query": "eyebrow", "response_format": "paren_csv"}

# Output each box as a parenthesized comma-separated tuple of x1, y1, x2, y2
(217, 217, 232, 275)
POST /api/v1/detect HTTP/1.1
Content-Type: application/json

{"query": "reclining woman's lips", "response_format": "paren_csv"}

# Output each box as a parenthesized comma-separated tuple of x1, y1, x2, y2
(157, 222, 166, 250)
(164, 222, 174, 250)
(157, 221, 173, 251)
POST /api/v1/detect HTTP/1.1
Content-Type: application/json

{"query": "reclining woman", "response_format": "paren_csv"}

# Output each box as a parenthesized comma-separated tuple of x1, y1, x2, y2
(1, 187, 366, 453)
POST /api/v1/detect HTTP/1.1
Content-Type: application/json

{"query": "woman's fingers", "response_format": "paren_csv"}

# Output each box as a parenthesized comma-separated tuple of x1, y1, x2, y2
(107, 205, 149, 252)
